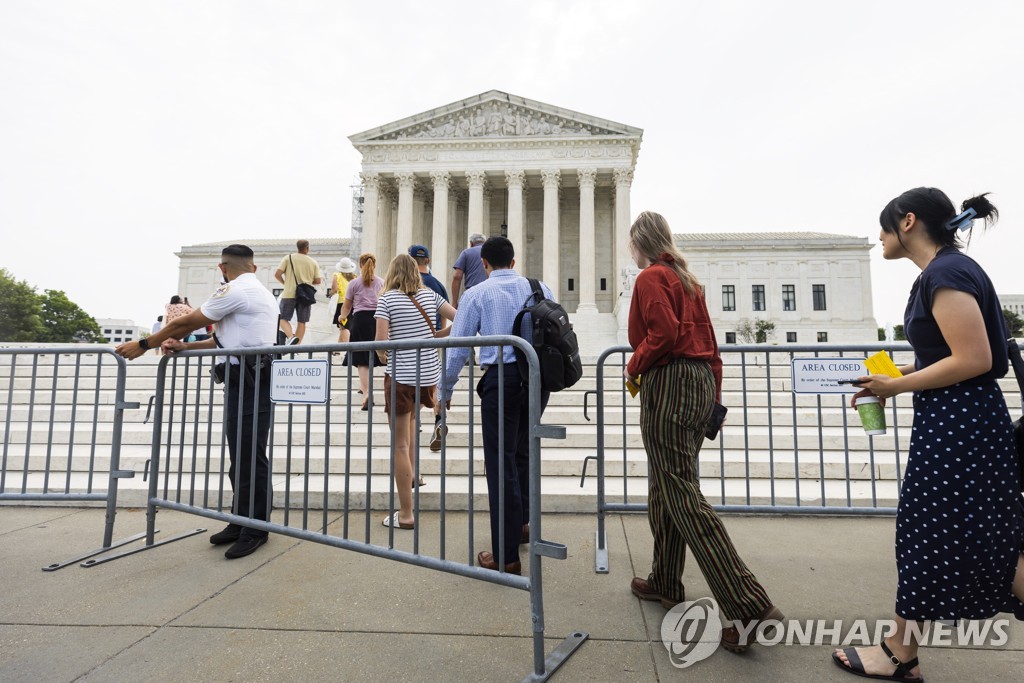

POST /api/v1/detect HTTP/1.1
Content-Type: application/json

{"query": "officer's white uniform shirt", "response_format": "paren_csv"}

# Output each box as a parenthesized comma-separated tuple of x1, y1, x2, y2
(201, 272, 278, 364)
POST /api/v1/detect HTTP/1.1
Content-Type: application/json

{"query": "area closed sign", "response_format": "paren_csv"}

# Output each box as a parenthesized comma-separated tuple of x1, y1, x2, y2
(790, 357, 865, 394)
(270, 359, 330, 405)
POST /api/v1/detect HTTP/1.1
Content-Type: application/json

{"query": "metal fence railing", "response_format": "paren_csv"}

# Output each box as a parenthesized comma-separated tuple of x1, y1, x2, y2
(588, 343, 937, 574)
(0, 346, 145, 569)
(81, 336, 585, 682)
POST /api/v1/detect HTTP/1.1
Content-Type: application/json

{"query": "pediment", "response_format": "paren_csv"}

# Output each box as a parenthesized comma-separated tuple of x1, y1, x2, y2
(350, 90, 642, 143)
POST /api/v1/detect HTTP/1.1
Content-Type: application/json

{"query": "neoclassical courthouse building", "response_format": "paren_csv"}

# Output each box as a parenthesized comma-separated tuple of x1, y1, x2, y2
(177, 91, 878, 350)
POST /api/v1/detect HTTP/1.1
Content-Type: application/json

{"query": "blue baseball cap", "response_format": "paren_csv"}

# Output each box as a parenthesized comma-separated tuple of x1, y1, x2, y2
(408, 244, 429, 258)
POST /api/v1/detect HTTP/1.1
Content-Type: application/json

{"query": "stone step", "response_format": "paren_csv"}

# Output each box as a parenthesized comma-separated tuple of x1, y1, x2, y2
(5, 471, 901, 512)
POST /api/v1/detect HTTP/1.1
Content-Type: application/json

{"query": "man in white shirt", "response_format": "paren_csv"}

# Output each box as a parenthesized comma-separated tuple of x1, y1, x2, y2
(116, 244, 278, 559)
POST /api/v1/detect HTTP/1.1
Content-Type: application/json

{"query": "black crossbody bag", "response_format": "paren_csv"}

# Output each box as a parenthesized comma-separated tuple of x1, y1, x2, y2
(1006, 339, 1024, 492)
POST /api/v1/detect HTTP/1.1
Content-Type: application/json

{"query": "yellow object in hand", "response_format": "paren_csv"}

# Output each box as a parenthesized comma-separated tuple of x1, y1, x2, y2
(625, 376, 641, 398)
(864, 351, 903, 378)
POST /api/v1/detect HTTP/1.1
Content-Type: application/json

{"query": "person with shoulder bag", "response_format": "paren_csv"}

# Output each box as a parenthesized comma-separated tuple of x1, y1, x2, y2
(274, 239, 322, 345)
(373, 254, 456, 530)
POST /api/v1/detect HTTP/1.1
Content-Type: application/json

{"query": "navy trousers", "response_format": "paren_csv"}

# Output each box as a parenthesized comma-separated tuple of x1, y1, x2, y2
(478, 363, 548, 565)
(224, 361, 272, 540)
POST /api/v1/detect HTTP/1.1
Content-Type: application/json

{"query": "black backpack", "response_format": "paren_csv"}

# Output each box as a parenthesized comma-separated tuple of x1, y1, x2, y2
(513, 279, 583, 392)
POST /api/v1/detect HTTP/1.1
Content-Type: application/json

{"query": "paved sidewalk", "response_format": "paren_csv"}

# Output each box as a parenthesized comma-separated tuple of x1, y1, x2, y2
(0, 507, 1020, 682)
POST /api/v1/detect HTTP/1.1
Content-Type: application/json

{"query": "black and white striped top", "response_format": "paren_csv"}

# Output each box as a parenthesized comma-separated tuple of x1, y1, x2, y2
(374, 288, 446, 385)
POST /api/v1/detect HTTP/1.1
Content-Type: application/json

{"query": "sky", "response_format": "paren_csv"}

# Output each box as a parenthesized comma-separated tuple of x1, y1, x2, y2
(1, 0, 1023, 329)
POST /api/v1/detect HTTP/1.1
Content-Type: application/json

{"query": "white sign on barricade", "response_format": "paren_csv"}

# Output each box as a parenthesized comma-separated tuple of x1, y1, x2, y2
(790, 357, 865, 394)
(270, 359, 330, 404)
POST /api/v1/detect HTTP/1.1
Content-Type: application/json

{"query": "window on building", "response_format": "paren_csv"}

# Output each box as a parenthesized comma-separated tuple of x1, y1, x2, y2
(722, 285, 736, 311)
(812, 284, 827, 311)
(752, 285, 765, 311)
(273, 288, 283, 297)
(568, 278, 574, 291)
(600, 278, 607, 291)
(725, 332, 737, 344)
(782, 285, 796, 311)
(786, 332, 797, 343)
(817, 331, 829, 342)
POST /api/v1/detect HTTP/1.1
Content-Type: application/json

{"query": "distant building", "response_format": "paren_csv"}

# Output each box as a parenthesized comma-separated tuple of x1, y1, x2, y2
(97, 318, 147, 344)
(175, 238, 357, 307)
(1000, 294, 1024, 318)
(677, 232, 879, 344)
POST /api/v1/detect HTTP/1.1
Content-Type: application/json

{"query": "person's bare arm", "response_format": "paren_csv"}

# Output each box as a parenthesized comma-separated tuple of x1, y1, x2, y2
(117, 309, 216, 360)
(274, 268, 285, 284)
(374, 317, 389, 364)
(450, 269, 464, 308)
(855, 289, 992, 400)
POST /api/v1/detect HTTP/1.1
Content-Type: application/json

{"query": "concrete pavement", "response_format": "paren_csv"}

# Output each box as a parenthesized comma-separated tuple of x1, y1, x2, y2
(1, 507, 1020, 682)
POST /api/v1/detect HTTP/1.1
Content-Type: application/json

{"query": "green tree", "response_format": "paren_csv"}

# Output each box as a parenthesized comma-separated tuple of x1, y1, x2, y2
(0, 268, 44, 342)
(736, 318, 776, 344)
(1003, 309, 1023, 338)
(38, 289, 106, 343)
(877, 325, 906, 341)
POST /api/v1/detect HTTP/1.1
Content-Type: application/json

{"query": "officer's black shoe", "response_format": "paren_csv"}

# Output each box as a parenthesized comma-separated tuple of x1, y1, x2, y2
(224, 535, 268, 559)
(209, 524, 242, 545)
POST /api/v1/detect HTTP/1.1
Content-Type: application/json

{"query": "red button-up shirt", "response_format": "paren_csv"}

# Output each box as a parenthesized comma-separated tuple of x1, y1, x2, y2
(627, 263, 722, 398)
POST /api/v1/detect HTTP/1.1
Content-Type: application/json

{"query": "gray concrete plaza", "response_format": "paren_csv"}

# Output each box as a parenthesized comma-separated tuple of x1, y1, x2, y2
(1, 507, 1021, 682)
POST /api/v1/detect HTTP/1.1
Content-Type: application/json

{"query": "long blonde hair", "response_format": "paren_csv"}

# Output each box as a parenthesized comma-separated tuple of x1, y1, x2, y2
(629, 211, 701, 296)
(382, 254, 423, 295)
(358, 252, 376, 286)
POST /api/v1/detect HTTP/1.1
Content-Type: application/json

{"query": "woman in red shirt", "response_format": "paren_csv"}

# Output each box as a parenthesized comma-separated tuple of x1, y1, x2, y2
(623, 211, 782, 653)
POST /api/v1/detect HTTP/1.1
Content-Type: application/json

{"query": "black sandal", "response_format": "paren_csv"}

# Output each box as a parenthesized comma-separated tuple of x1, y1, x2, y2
(831, 640, 924, 682)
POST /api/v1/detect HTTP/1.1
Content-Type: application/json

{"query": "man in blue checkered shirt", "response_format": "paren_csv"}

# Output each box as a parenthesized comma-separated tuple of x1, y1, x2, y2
(440, 236, 553, 575)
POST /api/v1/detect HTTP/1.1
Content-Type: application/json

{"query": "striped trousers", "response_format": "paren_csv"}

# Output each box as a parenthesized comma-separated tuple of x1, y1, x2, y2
(640, 358, 772, 621)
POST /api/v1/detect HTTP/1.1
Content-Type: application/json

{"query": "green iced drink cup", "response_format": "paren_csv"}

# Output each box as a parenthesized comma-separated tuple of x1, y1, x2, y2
(855, 395, 886, 436)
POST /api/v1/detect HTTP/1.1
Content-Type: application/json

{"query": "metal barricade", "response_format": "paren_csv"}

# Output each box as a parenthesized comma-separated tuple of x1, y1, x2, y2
(0, 346, 144, 569)
(87, 336, 586, 682)
(589, 343, 926, 574)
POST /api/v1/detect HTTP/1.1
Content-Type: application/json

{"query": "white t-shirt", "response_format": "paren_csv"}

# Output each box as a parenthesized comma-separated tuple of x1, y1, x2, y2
(201, 273, 278, 364)
(374, 288, 445, 385)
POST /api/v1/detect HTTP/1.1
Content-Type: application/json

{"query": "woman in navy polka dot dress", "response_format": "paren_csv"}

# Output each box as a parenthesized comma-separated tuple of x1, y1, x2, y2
(833, 188, 1024, 682)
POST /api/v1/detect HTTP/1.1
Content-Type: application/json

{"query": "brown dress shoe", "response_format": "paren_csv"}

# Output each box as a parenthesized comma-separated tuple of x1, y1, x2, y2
(630, 577, 682, 609)
(721, 604, 785, 653)
(477, 551, 521, 575)
(520, 523, 530, 545)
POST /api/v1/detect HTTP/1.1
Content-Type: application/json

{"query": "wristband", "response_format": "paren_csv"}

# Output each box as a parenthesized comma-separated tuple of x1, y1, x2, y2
(138, 337, 150, 351)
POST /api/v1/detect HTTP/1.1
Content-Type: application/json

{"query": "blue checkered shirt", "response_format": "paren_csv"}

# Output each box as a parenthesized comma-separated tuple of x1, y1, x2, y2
(441, 269, 555, 401)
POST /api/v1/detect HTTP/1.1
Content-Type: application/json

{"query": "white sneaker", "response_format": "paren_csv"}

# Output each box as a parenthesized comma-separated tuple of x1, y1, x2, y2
(286, 336, 300, 346)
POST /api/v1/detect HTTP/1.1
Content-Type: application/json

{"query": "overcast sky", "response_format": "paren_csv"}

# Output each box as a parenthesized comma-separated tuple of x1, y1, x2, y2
(1, 0, 1022, 330)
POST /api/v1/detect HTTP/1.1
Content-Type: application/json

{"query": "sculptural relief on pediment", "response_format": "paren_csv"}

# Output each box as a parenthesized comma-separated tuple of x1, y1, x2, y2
(374, 102, 622, 141)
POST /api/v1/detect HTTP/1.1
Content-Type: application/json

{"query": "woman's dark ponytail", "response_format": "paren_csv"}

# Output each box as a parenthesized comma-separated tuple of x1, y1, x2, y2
(879, 187, 998, 249)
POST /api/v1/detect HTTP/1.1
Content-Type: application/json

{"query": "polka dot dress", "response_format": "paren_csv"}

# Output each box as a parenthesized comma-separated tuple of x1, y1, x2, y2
(895, 381, 1024, 621)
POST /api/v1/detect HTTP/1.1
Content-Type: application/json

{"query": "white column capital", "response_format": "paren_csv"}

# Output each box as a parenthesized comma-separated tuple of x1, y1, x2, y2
(465, 170, 488, 190)
(396, 171, 417, 191)
(577, 168, 598, 189)
(505, 169, 526, 188)
(430, 170, 451, 190)
(613, 168, 634, 187)
(360, 171, 381, 190)
(540, 168, 561, 189)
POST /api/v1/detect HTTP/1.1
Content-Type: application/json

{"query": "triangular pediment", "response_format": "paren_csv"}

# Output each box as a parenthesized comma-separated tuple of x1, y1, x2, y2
(349, 90, 642, 143)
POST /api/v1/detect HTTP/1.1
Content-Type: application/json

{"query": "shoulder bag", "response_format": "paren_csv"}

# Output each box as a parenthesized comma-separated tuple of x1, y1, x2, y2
(1006, 338, 1024, 492)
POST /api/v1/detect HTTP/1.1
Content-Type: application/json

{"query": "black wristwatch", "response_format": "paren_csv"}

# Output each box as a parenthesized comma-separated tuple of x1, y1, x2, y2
(138, 337, 150, 351)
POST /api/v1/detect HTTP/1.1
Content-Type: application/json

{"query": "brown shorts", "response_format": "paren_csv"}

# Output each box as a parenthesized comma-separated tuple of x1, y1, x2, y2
(383, 375, 436, 416)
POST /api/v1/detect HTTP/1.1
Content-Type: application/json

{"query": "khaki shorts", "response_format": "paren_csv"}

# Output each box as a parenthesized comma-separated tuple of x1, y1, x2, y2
(383, 375, 436, 416)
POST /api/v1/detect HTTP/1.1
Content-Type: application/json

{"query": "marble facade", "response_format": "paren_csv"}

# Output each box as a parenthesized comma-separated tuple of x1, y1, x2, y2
(349, 90, 643, 353)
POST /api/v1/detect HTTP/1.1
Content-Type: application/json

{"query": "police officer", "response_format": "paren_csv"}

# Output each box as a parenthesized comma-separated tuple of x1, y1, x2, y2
(116, 244, 278, 559)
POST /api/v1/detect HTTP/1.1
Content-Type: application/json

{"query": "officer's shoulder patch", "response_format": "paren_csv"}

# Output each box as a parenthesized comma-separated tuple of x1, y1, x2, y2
(212, 283, 230, 298)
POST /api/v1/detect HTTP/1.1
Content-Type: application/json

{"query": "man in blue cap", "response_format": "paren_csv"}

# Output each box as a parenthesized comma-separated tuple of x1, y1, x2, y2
(409, 244, 450, 451)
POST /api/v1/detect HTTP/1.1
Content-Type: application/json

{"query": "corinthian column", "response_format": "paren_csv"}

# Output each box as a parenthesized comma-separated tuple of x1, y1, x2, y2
(505, 169, 525, 257)
(430, 171, 451, 277)
(577, 168, 598, 314)
(613, 168, 634, 306)
(359, 172, 380, 257)
(540, 169, 561, 298)
(395, 172, 416, 257)
(466, 171, 487, 241)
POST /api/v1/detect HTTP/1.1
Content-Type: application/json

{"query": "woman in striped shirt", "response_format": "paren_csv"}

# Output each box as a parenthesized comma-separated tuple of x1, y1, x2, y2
(374, 254, 456, 530)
